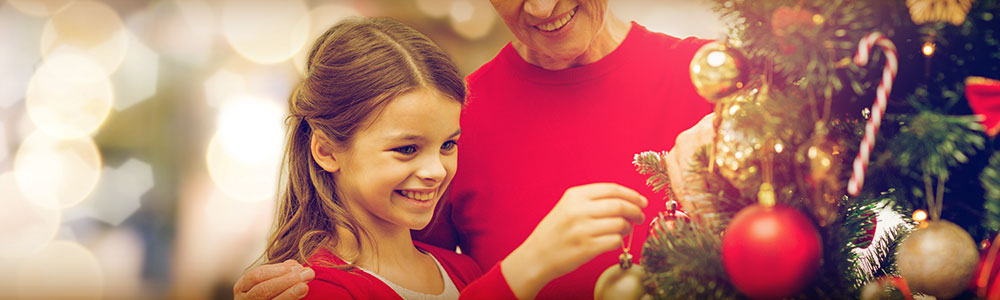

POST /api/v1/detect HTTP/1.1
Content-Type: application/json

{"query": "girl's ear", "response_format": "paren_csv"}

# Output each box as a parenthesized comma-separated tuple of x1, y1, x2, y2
(311, 132, 340, 173)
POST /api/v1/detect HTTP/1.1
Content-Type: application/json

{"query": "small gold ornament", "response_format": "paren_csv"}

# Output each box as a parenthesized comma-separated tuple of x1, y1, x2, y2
(796, 123, 845, 227)
(594, 253, 652, 300)
(690, 41, 747, 101)
(906, 0, 975, 25)
(714, 88, 768, 191)
(897, 220, 980, 299)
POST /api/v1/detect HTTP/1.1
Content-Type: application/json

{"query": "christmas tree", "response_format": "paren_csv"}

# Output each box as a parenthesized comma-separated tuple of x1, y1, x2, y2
(629, 0, 1000, 299)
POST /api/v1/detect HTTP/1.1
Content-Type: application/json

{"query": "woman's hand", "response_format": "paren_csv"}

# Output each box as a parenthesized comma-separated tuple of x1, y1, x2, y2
(233, 260, 315, 300)
(501, 183, 647, 299)
(664, 113, 715, 213)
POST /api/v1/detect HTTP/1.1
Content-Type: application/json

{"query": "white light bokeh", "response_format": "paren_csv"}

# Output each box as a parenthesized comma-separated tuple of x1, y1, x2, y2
(449, 0, 496, 40)
(215, 94, 286, 163)
(7, 0, 75, 17)
(72, 158, 153, 226)
(417, 0, 454, 18)
(291, 3, 361, 77)
(207, 94, 285, 202)
(40, 0, 128, 73)
(16, 240, 104, 300)
(0, 2, 45, 108)
(0, 122, 8, 163)
(203, 68, 247, 108)
(25, 52, 113, 139)
(111, 32, 159, 111)
(13, 131, 102, 210)
(0, 172, 62, 259)
(221, 0, 310, 64)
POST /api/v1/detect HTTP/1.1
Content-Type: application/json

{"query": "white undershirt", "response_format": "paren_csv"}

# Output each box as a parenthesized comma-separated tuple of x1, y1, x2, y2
(356, 252, 459, 300)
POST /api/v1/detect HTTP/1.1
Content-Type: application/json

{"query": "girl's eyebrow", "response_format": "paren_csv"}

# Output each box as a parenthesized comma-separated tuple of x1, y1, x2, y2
(389, 129, 461, 142)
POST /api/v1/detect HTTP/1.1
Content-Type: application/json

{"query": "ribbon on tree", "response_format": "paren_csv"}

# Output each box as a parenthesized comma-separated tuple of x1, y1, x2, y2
(847, 32, 898, 196)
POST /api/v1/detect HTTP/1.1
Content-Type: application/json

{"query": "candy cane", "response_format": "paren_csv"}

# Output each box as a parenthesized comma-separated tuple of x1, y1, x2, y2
(847, 32, 898, 196)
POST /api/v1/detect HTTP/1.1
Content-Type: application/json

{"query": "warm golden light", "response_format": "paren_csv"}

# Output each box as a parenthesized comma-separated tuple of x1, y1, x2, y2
(16, 241, 104, 300)
(40, 0, 128, 73)
(25, 53, 113, 139)
(449, 0, 496, 40)
(205, 134, 281, 203)
(0, 172, 61, 259)
(922, 41, 935, 56)
(221, 0, 310, 64)
(7, 0, 75, 17)
(206, 94, 285, 202)
(913, 209, 928, 222)
(13, 131, 102, 209)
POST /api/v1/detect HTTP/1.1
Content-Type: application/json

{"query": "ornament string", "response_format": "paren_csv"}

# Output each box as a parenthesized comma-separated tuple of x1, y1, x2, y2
(847, 32, 898, 196)
(619, 225, 635, 269)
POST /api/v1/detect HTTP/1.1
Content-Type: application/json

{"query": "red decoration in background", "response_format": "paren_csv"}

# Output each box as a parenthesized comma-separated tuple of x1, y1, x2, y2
(771, 6, 819, 54)
(722, 204, 823, 299)
(966, 77, 1000, 137)
(856, 212, 879, 248)
(974, 233, 1000, 299)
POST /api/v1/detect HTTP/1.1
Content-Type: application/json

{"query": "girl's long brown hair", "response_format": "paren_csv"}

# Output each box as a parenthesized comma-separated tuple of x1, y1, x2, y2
(263, 17, 465, 266)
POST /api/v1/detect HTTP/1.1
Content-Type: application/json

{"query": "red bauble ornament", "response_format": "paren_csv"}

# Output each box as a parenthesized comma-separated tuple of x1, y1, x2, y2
(649, 209, 691, 240)
(722, 203, 823, 299)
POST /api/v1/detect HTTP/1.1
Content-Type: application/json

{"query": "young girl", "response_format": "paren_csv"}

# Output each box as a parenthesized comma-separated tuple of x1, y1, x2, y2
(257, 16, 649, 300)
(263, 17, 511, 299)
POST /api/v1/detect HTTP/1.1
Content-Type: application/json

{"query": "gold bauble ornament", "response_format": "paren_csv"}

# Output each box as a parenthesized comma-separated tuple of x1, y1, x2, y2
(795, 124, 846, 227)
(906, 0, 974, 25)
(897, 220, 980, 299)
(690, 41, 747, 101)
(714, 89, 767, 191)
(594, 253, 652, 300)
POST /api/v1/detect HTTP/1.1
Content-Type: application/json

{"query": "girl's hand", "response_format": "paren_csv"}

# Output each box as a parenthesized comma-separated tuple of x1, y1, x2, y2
(500, 183, 647, 299)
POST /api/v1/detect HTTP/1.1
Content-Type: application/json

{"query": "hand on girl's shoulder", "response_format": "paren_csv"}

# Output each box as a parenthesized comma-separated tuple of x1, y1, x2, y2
(303, 248, 388, 299)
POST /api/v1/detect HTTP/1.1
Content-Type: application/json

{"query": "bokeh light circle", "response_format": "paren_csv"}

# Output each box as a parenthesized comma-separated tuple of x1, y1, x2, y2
(206, 134, 281, 203)
(40, 0, 128, 73)
(25, 53, 113, 139)
(215, 94, 286, 163)
(221, 0, 310, 64)
(7, 0, 75, 17)
(207, 94, 285, 202)
(449, 0, 496, 40)
(292, 4, 361, 76)
(16, 241, 104, 300)
(13, 131, 102, 209)
(0, 172, 61, 259)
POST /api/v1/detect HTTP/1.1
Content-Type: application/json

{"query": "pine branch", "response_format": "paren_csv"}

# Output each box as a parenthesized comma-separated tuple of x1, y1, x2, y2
(634, 151, 677, 202)
(642, 221, 745, 300)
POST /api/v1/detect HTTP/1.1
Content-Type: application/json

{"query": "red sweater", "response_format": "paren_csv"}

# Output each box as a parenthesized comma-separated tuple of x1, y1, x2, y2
(416, 22, 713, 299)
(304, 241, 516, 299)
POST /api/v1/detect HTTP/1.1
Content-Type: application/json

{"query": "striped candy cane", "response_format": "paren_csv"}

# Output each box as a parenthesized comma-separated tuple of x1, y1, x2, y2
(847, 32, 898, 196)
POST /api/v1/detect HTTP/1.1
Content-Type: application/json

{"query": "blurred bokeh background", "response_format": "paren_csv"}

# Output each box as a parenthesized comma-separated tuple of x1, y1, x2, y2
(0, 0, 727, 299)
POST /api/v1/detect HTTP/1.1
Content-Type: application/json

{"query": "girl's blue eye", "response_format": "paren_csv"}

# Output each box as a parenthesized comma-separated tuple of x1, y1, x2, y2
(441, 140, 458, 151)
(392, 145, 417, 155)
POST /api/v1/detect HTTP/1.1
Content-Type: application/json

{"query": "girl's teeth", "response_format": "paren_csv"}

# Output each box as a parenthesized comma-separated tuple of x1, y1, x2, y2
(400, 190, 434, 201)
